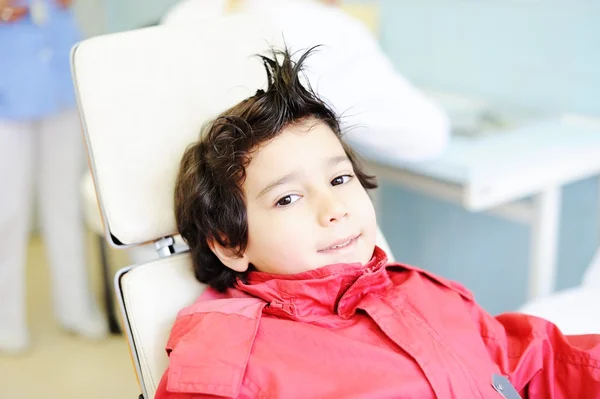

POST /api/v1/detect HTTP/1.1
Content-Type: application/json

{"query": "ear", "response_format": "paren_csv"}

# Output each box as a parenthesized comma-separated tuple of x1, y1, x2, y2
(208, 238, 250, 273)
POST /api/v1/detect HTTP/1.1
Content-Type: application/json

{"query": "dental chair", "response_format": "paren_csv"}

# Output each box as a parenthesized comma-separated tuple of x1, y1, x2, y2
(71, 16, 396, 399)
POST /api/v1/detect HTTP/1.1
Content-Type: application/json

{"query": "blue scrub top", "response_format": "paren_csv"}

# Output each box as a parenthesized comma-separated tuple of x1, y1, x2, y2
(0, 0, 81, 121)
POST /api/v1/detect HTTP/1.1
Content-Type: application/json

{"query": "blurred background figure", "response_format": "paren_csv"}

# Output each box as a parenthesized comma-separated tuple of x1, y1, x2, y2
(0, 0, 106, 354)
(161, 0, 450, 162)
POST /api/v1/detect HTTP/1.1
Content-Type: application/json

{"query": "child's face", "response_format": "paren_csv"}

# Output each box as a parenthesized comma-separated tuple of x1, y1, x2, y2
(237, 119, 377, 275)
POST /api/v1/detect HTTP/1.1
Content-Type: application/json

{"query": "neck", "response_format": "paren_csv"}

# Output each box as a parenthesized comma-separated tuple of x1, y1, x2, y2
(235, 247, 391, 324)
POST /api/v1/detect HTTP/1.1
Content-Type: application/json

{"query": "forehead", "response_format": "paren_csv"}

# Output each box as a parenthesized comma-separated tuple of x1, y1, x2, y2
(248, 120, 346, 174)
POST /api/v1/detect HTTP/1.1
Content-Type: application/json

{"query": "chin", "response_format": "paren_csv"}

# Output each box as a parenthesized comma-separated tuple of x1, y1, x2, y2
(320, 253, 367, 268)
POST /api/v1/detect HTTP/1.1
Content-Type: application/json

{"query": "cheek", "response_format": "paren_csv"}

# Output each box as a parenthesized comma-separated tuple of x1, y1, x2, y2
(246, 207, 315, 265)
(350, 186, 376, 222)
(351, 187, 378, 244)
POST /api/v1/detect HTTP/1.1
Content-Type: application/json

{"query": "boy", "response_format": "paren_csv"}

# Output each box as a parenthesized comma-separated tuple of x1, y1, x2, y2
(156, 48, 600, 398)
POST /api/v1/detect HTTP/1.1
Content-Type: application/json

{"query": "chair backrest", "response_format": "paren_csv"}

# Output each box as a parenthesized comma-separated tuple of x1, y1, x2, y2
(72, 16, 395, 399)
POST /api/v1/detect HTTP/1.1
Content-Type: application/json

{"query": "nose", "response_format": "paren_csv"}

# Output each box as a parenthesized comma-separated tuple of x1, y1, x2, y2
(317, 191, 349, 227)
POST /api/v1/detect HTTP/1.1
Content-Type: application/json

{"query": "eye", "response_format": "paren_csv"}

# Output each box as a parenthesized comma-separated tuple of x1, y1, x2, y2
(331, 174, 353, 186)
(275, 194, 301, 207)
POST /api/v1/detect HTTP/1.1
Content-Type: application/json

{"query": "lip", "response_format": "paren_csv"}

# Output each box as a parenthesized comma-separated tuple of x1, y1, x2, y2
(318, 234, 361, 253)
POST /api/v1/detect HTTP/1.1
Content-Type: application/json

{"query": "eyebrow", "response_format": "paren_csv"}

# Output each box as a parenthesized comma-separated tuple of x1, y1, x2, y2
(328, 155, 350, 167)
(255, 155, 351, 200)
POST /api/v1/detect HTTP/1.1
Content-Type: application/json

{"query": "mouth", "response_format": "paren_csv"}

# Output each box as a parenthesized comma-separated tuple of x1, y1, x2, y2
(318, 234, 361, 253)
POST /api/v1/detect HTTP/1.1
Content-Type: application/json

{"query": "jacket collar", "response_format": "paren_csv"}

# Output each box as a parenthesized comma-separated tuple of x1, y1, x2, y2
(235, 246, 392, 324)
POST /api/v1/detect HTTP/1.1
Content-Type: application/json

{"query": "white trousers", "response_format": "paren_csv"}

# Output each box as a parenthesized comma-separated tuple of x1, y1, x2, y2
(0, 110, 97, 333)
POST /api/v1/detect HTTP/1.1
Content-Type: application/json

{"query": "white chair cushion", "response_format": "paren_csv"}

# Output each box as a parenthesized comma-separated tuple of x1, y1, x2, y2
(73, 16, 282, 246)
(119, 254, 202, 399)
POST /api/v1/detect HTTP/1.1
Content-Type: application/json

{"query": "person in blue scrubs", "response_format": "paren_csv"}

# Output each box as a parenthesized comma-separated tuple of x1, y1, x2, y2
(0, 0, 106, 353)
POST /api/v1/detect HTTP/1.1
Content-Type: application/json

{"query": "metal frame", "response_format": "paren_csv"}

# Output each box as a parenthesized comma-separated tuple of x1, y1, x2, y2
(366, 160, 564, 300)
(115, 264, 149, 399)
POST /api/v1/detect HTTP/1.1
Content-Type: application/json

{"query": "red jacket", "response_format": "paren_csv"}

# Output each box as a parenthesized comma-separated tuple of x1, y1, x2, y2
(156, 247, 600, 398)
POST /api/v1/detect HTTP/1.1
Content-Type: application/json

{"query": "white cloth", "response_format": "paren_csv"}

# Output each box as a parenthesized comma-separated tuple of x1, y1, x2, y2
(518, 286, 600, 335)
(162, 0, 450, 162)
(518, 248, 600, 335)
(0, 110, 99, 335)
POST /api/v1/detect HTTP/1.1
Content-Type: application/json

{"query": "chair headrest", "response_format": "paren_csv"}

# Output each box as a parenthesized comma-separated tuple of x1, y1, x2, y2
(72, 15, 282, 247)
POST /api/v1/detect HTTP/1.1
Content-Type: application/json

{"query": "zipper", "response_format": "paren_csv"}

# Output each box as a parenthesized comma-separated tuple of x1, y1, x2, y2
(491, 374, 522, 399)
(269, 300, 296, 316)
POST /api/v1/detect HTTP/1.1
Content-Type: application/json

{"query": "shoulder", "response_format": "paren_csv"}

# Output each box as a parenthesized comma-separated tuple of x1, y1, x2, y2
(166, 291, 266, 352)
(386, 262, 474, 302)
(163, 294, 267, 397)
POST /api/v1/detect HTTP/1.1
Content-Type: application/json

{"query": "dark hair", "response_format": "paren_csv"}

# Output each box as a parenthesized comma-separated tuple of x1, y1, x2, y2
(174, 46, 377, 291)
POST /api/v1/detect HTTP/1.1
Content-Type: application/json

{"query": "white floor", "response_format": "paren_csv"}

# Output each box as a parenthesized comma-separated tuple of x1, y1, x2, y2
(0, 232, 140, 399)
